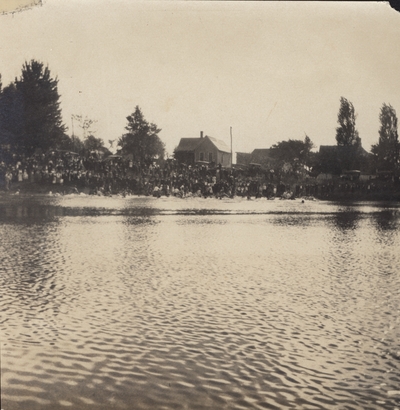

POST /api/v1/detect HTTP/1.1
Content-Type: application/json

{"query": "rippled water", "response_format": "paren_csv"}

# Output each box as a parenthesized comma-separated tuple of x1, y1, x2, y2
(1, 195, 400, 410)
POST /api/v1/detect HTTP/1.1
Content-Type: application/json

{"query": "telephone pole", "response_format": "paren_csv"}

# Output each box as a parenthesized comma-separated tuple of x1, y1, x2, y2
(230, 126, 233, 168)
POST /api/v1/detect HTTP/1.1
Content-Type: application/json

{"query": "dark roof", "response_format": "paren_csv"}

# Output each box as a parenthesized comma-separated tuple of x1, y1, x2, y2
(319, 144, 370, 156)
(251, 148, 274, 163)
(236, 152, 252, 166)
(252, 148, 272, 156)
(175, 138, 202, 152)
(175, 136, 230, 153)
(319, 145, 337, 153)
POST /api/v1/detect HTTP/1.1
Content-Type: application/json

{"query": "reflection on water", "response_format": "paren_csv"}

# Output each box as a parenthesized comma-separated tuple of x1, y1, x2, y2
(332, 210, 361, 231)
(374, 209, 399, 231)
(1, 195, 400, 410)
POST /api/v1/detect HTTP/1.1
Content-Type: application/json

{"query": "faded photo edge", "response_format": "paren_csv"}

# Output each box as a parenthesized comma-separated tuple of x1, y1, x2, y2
(0, 0, 41, 15)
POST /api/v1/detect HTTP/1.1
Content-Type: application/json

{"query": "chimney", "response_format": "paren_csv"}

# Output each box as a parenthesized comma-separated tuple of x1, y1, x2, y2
(200, 131, 203, 139)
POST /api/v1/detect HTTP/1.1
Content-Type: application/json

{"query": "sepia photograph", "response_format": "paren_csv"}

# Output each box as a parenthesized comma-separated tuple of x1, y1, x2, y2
(1, 1, 400, 409)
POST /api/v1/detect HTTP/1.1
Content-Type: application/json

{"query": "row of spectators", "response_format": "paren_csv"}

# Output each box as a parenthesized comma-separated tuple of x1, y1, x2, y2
(0, 150, 279, 198)
(0, 150, 398, 199)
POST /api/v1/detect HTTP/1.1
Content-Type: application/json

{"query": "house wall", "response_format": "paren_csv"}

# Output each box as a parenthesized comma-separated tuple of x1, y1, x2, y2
(176, 137, 232, 167)
(195, 138, 219, 164)
(216, 150, 232, 167)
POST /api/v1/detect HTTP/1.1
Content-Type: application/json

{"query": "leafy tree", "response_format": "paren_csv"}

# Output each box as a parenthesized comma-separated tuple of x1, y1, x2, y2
(84, 134, 111, 156)
(334, 97, 365, 171)
(14, 60, 66, 155)
(118, 106, 165, 165)
(84, 135, 103, 151)
(270, 136, 314, 173)
(56, 134, 85, 155)
(371, 103, 399, 172)
(0, 83, 24, 149)
(336, 97, 360, 147)
(302, 135, 314, 167)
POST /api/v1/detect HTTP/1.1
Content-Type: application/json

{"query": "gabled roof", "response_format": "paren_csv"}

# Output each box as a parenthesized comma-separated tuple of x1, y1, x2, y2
(175, 136, 231, 153)
(206, 136, 230, 153)
(251, 148, 274, 164)
(175, 138, 202, 152)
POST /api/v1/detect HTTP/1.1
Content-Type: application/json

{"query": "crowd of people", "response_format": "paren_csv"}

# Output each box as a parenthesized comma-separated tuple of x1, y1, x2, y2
(0, 149, 398, 200)
(0, 150, 279, 198)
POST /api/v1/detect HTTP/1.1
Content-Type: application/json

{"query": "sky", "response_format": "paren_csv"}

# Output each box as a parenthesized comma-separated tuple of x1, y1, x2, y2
(0, 1, 399, 159)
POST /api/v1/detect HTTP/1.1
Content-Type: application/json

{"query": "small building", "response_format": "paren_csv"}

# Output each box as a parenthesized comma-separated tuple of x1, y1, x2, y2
(236, 152, 252, 166)
(251, 149, 274, 166)
(318, 144, 371, 175)
(236, 148, 275, 169)
(319, 144, 370, 160)
(174, 132, 231, 167)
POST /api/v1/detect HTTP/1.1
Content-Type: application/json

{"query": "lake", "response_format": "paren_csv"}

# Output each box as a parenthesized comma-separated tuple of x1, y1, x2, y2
(1, 195, 400, 410)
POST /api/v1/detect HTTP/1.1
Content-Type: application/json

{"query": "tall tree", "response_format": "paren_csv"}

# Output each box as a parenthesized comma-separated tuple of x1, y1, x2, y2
(335, 97, 360, 147)
(302, 134, 314, 168)
(15, 60, 66, 155)
(372, 103, 399, 172)
(118, 106, 165, 165)
(0, 83, 24, 149)
(334, 97, 364, 171)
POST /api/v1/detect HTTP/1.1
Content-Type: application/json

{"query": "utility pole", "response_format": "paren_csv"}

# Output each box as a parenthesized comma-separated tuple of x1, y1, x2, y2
(71, 115, 75, 137)
(230, 126, 233, 168)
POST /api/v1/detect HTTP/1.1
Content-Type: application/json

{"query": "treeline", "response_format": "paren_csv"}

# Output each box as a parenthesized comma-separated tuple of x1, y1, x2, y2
(0, 60, 165, 165)
(258, 97, 399, 178)
(0, 60, 399, 179)
(0, 60, 113, 157)
(0, 60, 68, 156)
(317, 97, 400, 176)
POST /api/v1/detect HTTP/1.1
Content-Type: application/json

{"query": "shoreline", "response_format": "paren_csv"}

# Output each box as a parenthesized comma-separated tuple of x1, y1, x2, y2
(1, 180, 400, 202)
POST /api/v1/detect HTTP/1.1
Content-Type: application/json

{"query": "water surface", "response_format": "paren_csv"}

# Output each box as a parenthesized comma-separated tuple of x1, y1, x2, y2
(1, 195, 400, 409)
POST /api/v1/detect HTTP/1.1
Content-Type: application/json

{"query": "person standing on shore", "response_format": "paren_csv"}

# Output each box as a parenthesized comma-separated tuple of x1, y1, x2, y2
(5, 170, 12, 191)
